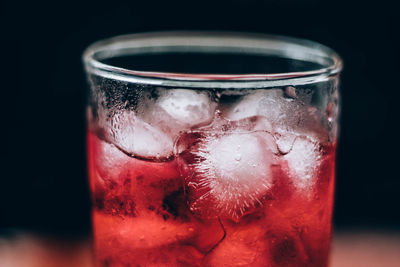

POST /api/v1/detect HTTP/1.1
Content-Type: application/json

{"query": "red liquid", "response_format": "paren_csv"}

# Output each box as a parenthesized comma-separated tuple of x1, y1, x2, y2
(87, 128, 335, 266)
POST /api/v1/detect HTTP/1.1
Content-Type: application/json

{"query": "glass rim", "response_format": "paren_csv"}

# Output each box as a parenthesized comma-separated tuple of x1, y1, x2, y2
(82, 31, 343, 89)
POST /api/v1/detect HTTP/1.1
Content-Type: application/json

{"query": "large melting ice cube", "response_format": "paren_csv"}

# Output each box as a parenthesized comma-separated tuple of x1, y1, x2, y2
(177, 126, 276, 221)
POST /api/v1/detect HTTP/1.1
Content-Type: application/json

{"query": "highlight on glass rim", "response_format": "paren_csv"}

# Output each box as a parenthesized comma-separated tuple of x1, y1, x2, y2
(83, 31, 342, 266)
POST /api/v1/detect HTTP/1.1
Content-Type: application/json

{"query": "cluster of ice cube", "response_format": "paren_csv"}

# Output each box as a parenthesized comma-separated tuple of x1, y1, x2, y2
(223, 88, 322, 192)
(100, 87, 324, 218)
(99, 89, 217, 160)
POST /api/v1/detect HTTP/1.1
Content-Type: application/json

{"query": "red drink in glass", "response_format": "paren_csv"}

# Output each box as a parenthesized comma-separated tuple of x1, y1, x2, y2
(83, 32, 341, 266)
(87, 115, 336, 266)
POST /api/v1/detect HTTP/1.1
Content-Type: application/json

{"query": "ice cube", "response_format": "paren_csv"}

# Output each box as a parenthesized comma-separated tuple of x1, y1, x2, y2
(142, 89, 217, 140)
(284, 136, 321, 190)
(225, 89, 284, 130)
(263, 206, 310, 266)
(266, 230, 310, 266)
(225, 88, 320, 138)
(202, 221, 271, 266)
(108, 111, 174, 160)
(157, 89, 216, 127)
(93, 212, 197, 249)
(177, 130, 276, 221)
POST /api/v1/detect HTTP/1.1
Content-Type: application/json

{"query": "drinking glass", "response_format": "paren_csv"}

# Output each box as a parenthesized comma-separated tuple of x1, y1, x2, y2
(83, 32, 342, 267)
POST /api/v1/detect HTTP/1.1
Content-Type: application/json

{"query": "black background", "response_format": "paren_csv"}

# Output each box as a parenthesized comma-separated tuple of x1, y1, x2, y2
(2, 0, 399, 236)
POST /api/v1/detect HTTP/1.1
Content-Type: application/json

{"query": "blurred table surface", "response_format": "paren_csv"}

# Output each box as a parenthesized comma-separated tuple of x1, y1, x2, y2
(1, 231, 399, 267)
